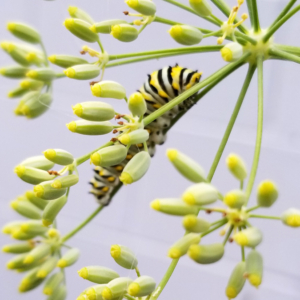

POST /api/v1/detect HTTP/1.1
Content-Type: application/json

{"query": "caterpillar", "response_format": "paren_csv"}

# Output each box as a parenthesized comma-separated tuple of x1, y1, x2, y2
(89, 65, 203, 206)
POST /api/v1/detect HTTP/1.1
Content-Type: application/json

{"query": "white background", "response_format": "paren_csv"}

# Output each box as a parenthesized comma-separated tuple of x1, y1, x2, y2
(0, 0, 300, 299)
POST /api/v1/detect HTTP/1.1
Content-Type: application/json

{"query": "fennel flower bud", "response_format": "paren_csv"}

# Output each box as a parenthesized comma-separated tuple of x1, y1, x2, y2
(43, 149, 74, 166)
(10, 199, 42, 220)
(257, 180, 278, 207)
(78, 266, 119, 284)
(20, 155, 55, 171)
(281, 208, 300, 227)
(111, 24, 138, 42)
(23, 243, 51, 264)
(226, 153, 247, 181)
(221, 42, 244, 62)
(2, 220, 23, 234)
(110, 245, 138, 269)
(7, 87, 27, 98)
(7, 253, 28, 269)
(188, 243, 224, 264)
(26, 190, 48, 209)
(64, 64, 100, 80)
(224, 190, 246, 209)
(48, 54, 88, 68)
(126, 0, 157, 16)
(47, 228, 60, 238)
(91, 20, 128, 34)
(11, 229, 38, 241)
(225, 262, 246, 299)
(169, 25, 203, 46)
(245, 250, 263, 288)
(189, 0, 212, 17)
(101, 277, 133, 300)
(118, 129, 149, 145)
(91, 80, 126, 99)
(57, 248, 80, 268)
(42, 195, 68, 226)
(26, 68, 56, 81)
(37, 256, 58, 278)
(34, 181, 67, 200)
(2, 242, 34, 254)
(20, 220, 47, 235)
(233, 227, 262, 248)
(18, 267, 44, 292)
(127, 276, 156, 297)
(182, 215, 210, 233)
(43, 272, 64, 295)
(68, 6, 94, 24)
(0, 65, 29, 78)
(128, 92, 147, 116)
(20, 79, 44, 90)
(66, 120, 113, 135)
(51, 174, 79, 189)
(91, 145, 128, 167)
(21, 93, 52, 118)
(85, 284, 106, 300)
(7, 22, 41, 43)
(47, 285, 67, 300)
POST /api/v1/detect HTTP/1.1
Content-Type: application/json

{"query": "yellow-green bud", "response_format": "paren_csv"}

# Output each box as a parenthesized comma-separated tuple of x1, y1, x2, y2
(127, 276, 156, 297)
(91, 20, 128, 34)
(51, 174, 79, 189)
(64, 64, 100, 80)
(85, 284, 106, 300)
(150, 198, 198, 216)
(20, 79, 44, 90)
(166, 149, 206, 183)
(126, 0, 156, 16)
(21, 92, 52, 118)
(169, 25, 203, 46)
(128, 92, 147, 116)
(21, 220, 47, 235)
(0, 65, 29, 78)
(168, 233, 201, 259)
(101, 277, 133, 300)
(281, 208, 300, 227)
(225, 262, 246, 299)
(188, 243, 224, 264)
(7, 87, 27, 98)
(11, 229, 38, 241)
(91, 80, 126, 99)
(68, 6, 95, 24)
(34, 181, 67, 200)
(43, 149, 74, 166)
(245, 250, 263, 288)
(7, 22, 40, 43)
(10, 198, 42, 219)
(233, 227, 262, 247)
(48, 228, 60, 238)
(2, 220, 23, 234)
(111, 24, 138, 42)
(110, 245, 138, 269)
(73, 101, 115, 121)
(47, 284, 67, 300)
(64, 18, 99, 43)
(20, 155, 55, 171)
(66, 120, 113, 135)
(182, 183, 219, 206)
(221, 42, 244, 62)
(42, 195, 68, 226)
(118, 129, 149, 146)
(48, 54, 88, 68)
(78, 266, 119, 284)
(57, 248, 80, 268)
(189, 0, 212, 17)
(2, 242, 34, 254)
(43, 272, 64, 295)
(23, 243, 52, 264)
(257, 180, 278, 207)
(37, 256, 58, 278)
(26, 68, 56, 81)
(182, 215, 210, 233)
(120, 151, 151, 185)
(226, 153, 247, 181)
(18, 266, 44, 292)
(224, 190, 246, 209)
(26, 190, 49, 209)
(91, 145, 128, 167)
(7, 253, 28, 269)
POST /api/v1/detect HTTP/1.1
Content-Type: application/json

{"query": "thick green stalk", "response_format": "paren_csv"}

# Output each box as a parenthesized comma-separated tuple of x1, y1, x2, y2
(270, 0, 297, 28)
(206, 63, 256, 182)
(223, 225, 234, 245)
(269, 47, 300, 64)
(275, 44, 300, 56)
(245, 56, 264, 204)
(249, 214, 281, 220)
(249, 0, 261, 32)
(246, 0, 254, 27)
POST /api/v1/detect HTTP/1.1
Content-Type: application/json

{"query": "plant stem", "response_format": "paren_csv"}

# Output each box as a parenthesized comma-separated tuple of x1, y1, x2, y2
(249, 214, 281, 220)
(97, 39, 105, 54)
(245, 56, 264, 204)
(246, 0, 254, 28)
(263, 5, 300, 43)
(241, 246, 245, 261)
(40, 40, 49, 67)
(223, 225, 233, 245)
(270, 0, 297, 28)
(201, 219, 228, 237)
(206, 63, 256, 182)
(269, 47, 300, 64)
(275, 44, 300, 56)
(235, 31, 257, 45)
(135, 267, 141, 277)
(240, 180, 244, 190)
(246, 205, 260, 212)
(124, 295, 136, 300)
(249, 0, 261, 32)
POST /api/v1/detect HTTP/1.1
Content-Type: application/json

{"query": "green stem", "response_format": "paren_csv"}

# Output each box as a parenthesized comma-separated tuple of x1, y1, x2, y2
(210, 218, 227, 226)
(240, 180, 244, 190)
(124, 295, 136, 300)
(223, 225, 233, 245)
(270, 0, 297, 28)
(249, 214, 281, 220)
(235, 31, 257, 45)
(241, 246, 245, 261)
(245, 56, 263, 204)
(269, 47, 300, 64)
(40, 40, 49, 67)
(135, 267, 141, 277)
(275, 44, 300, 56)
(97, 39, 105, 54)
(201, 219, 227, 237)
(246, 205, 260, 212)
(210, 14, 223, 25)
(203, 30, 222, 38)
(246, 0, 254, 28)
(206, 63, 256, 182)
(138, 22, 148, 34)
(55, 73, 66, 78)
(249, 0, 261, 32)
(263, 5, 300, 42)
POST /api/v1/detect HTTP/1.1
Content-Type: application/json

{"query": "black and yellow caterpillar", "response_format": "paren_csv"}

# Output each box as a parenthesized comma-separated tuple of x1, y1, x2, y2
(89, 65, 202, 205)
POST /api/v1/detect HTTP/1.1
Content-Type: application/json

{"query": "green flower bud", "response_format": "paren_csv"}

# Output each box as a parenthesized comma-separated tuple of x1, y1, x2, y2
(20, 79, 44, 90)
(43, 272, 64, 295)
(127, 276, 156, 297)
(128, 92, 147, 116)
(48, 54, 88, 68)
(91, 81, 126, 99)
(7, 87, 27, 98)
(257, 180, 278, 207)
(233, 227, 262, 247)
(10, 198, 42, 219)
(0, 65, 29, 78)
(90, 20, 128, 34)
(182, 215, 210, 233)
(150, 198, 198, 216)
(182, 183, 219, 206)
(110, 245, 138, 269)
(245, 250, 263, 288)
(68, 6, 94, 24)
(168, 233, 201, 259)
(169, 25, 203, 46)
(57, 248, 80, 268)
(21, 220, 47, 235)
(1, 42, 33, 66)
(64, 64, 100, 80)
(51, 174, 79, 189)
(20, 155, 55, 171)
(101, 277, 133, 300)
(126, 0, 156, 16)
(64, 18, 99, 43)
(43, 149, 74, 166)
(21, 93, 52, 118)
(26, 68, 56, 81)
(226, 153, 247, 180)
(34, 181, 67, 200)
(47, 284, 67, 300)
(7, 22, 40, 43)
(118, 129, 149, 146)
(2, 220, 23, 234)
(18, 266, 44, 292)
(224, 190, 246, 209)
(91, 145, 128, 167)
(120, 151, 150, 185)
(225, 262, 246, 299)
(281, 208, 300, 227)
(221, 42, 244, 62)
(85, 284, 106, 300)
(73, 101, 115, 121)
(189, 0, 212, 17)
(2, 241, 34, 254)
(25, 190, 49, 209)
(188, 243, 224, 264)
(42, 195, 68, 226)
(111, 24, 138, 42)
(78, 266, 119, 284)
(37, 256, 58, 278)
(23, 243, 52, 264)
(11, 229, 39, 241)
(47, 228, 60, 238)
(7, 253, 29, 269)
(66, 120, 113, 135)
(166, 149, 206, 183)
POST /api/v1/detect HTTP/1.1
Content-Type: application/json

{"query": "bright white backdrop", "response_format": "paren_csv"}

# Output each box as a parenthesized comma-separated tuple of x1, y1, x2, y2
(1, 0, 300, 299)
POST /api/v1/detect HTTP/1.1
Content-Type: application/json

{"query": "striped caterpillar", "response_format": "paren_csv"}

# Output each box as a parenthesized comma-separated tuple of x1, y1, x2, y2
(89, 65, 202, 205)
